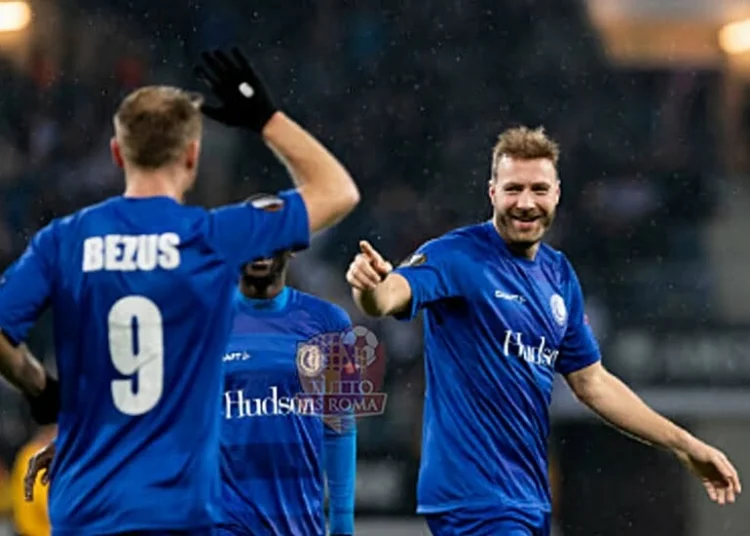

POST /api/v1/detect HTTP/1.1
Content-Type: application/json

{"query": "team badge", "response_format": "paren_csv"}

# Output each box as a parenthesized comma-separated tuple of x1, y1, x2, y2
(295, 326, 388, 429)
(400, 253, 426, 267)
(550, 294, 567, 326)
(247, 193, 284, 212)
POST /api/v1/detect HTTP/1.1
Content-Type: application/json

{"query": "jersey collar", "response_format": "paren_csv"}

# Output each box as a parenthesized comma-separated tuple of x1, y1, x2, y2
(484, 220, 539, 266)
(234, 286, 292, 314)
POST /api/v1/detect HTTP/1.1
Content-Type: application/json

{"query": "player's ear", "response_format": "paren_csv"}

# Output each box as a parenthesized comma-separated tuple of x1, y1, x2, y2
(185, 139, 200, 170)
(110, 138, 125, 169)
(488, 178, 496, 200)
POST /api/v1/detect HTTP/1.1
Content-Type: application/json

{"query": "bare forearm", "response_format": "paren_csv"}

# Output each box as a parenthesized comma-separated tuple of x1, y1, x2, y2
(0, 336, 45, 396)
(262, 113, 336, 185)
(577, 372, 694, 452)
(262, 112, 358, 229)
(352, 288, 388, 317)
(351, 274, 411, 318)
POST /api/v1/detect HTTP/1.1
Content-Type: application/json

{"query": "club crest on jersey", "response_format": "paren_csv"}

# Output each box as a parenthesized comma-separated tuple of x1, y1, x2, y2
(400, 253, 426, 267)
(295, 326, 387, 429)
(550, 294, 567, 326)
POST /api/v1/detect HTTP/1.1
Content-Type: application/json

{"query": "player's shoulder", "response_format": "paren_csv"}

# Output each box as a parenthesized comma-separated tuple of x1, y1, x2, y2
(46, 197, 118, 232)
(538, 243, 578, 283)
(414, 222, 486, 255)
(292, 289, 351, 326)
(57, 196, 205, 226)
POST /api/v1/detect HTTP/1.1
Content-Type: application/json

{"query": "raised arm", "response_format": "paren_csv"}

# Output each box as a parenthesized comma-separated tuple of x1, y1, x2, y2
(262, 113, 359, 233)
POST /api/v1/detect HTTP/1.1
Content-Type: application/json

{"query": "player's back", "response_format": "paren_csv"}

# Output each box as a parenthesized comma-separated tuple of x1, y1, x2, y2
(31, 193, 309, 535)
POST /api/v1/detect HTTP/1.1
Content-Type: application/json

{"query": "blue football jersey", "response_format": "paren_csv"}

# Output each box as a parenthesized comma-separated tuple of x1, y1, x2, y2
(220, 287, 351, 536)
(0, 191, 309, 535)
(393, 221, 600, 527)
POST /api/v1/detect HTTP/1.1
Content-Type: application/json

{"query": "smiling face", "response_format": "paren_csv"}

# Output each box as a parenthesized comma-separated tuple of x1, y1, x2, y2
(488, 126, 561, 258)
(489, 155, 560, 250)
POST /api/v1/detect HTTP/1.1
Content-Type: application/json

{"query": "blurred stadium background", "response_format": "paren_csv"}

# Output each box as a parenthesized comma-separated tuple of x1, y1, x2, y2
(0, 0, 750, 534)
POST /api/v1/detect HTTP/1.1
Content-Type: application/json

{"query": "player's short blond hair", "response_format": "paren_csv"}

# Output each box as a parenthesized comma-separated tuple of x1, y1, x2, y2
(114, 86, 203, 169)
(491, 126, 560, 179)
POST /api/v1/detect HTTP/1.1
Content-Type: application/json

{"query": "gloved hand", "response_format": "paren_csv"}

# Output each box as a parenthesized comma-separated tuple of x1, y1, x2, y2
(194, 47, 278, 132)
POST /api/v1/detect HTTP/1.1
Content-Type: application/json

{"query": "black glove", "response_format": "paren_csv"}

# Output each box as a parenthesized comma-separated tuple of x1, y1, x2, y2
(25, 371, 59, 425)
(194, 47, 277, 132)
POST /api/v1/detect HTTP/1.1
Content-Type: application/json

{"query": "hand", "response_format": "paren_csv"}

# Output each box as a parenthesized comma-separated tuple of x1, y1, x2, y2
(346, 241, 393, 291)
(674, 440, 741, 505)
(24, 440, 56, 502)
(194, 47, 277, 132)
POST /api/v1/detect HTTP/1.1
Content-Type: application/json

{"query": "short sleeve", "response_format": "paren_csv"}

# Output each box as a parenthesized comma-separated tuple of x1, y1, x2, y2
(209, 189, 310, 270)
(391, 238, 461, 321)
(0, 223, 57, 345)
(555, 259, 601, 375)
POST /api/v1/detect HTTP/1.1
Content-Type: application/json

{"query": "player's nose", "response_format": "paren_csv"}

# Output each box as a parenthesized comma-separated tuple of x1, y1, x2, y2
(516, 190, 535, 209)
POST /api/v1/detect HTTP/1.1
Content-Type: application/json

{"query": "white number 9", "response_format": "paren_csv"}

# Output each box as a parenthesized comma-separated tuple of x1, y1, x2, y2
(108, 296, 164, 416)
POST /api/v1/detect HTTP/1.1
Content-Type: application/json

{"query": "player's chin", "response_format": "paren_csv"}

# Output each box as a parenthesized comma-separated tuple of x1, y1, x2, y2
(508, 227, 547, 246)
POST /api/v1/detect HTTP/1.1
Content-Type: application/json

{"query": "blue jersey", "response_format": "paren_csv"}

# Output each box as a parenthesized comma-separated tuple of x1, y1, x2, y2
(0, 191, 309, 535)
(220, 287, 354, 536)
(393, 221, 600, 526)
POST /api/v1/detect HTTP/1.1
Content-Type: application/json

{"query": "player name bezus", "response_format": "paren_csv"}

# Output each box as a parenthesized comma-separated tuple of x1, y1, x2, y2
(82, 233, 181, 272)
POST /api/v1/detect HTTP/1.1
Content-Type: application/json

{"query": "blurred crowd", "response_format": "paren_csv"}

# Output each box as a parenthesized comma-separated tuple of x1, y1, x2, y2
(0, 0, 724, 530)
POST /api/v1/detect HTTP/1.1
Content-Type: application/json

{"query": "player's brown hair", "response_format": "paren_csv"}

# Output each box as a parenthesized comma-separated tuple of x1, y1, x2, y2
(114, 86, 203, 169)
(491, 126, 560, 178)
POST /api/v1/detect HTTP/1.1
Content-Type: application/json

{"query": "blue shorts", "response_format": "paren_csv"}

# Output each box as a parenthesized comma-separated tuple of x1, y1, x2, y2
(425, 509, 551, 536)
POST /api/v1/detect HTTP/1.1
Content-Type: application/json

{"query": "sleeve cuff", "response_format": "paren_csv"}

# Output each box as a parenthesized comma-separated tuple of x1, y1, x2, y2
(277, 189, 311, 252)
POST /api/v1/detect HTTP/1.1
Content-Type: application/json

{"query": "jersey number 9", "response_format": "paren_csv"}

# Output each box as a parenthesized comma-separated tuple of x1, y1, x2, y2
(107, 296, 164, 416)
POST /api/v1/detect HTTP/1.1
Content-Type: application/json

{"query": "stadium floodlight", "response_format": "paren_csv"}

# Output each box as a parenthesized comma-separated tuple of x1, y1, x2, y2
(719, 19, 750, 55)
(0, 1, 31, 33)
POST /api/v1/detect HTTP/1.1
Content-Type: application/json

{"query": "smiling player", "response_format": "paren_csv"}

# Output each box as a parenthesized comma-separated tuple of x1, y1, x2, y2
(345, 126, 741, 536)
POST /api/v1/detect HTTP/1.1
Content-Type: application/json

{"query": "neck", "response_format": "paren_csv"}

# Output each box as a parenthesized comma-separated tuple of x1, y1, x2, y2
(123, 166, 187, 202)
(491, 216, 540, 260)
(240, 278, 286, 300)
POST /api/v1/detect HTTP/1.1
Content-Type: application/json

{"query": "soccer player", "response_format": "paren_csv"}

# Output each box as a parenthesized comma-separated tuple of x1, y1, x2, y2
(0, 46, 359, 535)
(26, 246, 357, 536)
(345, 127, 741, 536)
(219, 246, 356, 536)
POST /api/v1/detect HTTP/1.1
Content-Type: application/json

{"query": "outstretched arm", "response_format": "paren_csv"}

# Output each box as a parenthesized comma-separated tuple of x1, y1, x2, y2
(566, 362, 741, 505)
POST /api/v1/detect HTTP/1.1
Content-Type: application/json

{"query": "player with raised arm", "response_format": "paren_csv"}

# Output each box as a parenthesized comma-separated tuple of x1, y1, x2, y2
(25, 246, 358, 536)
(345, 127, 741, 536)
(0, 46, 359, 535)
